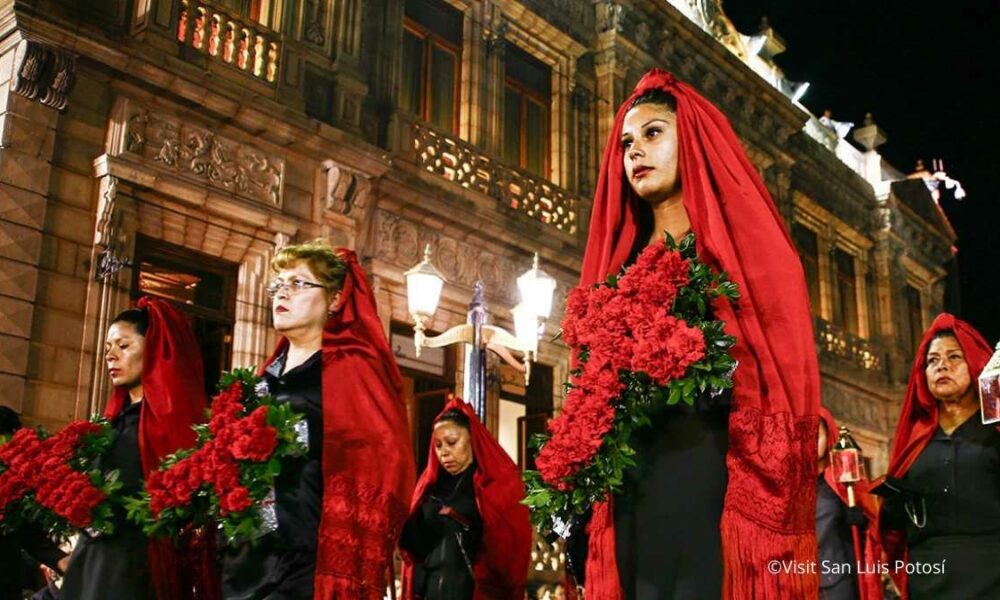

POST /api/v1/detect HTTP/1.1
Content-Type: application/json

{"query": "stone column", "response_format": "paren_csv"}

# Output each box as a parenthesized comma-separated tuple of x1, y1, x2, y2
(0, 39, 74, 414)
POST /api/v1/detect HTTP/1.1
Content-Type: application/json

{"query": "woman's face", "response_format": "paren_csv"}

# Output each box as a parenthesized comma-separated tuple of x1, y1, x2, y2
(621, 102, 680, 203)
(925, 335, 973, 403)
(270, 262, 336, 336)
(433, 421, 473, 475)
(105, 322, 145, 392)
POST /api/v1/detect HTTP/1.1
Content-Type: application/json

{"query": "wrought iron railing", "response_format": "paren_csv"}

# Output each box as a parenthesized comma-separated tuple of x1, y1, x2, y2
(814, 316, 887, 375)
(412, 121, 579, 236)
(176, 0, 280, 84)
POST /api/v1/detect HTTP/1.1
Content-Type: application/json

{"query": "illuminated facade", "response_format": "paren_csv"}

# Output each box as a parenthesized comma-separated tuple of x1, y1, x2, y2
(0, 0, 954, 589)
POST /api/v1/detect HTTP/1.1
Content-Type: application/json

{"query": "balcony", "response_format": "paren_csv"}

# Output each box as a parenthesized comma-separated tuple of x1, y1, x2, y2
(410, 120, 579, 237)
(814, 317, 888, 379)
(176, 0, 280, 85)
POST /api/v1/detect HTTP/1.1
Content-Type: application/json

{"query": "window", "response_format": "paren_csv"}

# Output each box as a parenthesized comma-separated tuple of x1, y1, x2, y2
(503, 45, 551, 177)
(833, 248, 859, 336)
(213, 0, 284, 29)
(400, 0, 463, 133)
(792, 224, 820, 314)
(132, 236, 238, 395)
(906, 285, 924, 353)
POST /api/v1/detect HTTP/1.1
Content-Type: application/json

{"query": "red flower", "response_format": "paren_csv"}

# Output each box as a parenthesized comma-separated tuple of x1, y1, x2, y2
(219, 487, 252, 514)
(539, 241, 708, 487)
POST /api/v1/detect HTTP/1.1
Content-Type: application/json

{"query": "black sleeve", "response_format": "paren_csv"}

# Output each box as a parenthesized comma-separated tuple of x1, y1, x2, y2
(879, 496, 909, 533)
(19, 525, 66, 573)
(399, 496, 444, 561)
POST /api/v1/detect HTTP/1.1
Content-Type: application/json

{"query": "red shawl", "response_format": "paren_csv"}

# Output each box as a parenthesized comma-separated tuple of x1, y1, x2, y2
(880, 312, 996, 597)
(401, 397, 532, 600)
(819, 406, 882, 600)
(262, 249, 415, 599)
(103, 296, 217, 600)
(580, 69, 820, 599)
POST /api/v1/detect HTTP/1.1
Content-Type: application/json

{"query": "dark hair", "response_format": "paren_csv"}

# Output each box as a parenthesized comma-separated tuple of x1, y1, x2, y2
(927, 329, 960, 358)
(435, 408, 471, 430)
(111, 308, 149, 337)
(0, 406, 22, 437)
(929, 329, 957, 345)
(628, 88, 677, 112)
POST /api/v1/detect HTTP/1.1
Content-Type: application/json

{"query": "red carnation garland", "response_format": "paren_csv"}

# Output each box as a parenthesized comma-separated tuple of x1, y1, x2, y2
(127, 368, 305, 543)
(0, 419, 121, 538)
(524, 234, 738, 530)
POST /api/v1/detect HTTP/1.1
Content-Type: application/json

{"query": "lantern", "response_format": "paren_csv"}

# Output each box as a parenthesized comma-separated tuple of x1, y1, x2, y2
(979, 341, 1000, 424)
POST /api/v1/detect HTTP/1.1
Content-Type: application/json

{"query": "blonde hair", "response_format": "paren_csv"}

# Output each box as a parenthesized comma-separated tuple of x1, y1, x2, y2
(271, 239, 347, 291)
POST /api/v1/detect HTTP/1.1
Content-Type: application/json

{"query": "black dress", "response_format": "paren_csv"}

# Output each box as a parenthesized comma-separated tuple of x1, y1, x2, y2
(882, 414, 1000, 599)
(222, 349, 324, 600)
(816, 477, 859, 600)
(61, 401, 152, 600)
(400, 464, 482, 600)
(612, 392, 730, 600)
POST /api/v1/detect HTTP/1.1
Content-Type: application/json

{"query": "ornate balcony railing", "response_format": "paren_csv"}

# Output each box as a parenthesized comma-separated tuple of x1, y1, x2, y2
(814, 316, 887, 376)
(176, 0, 280, 85)
(412, 121, 579, 236)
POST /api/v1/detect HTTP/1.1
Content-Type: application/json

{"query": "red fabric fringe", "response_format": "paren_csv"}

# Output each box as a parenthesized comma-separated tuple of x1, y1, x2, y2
(721, 510, 818, 600)
(583, 499, 623, 600)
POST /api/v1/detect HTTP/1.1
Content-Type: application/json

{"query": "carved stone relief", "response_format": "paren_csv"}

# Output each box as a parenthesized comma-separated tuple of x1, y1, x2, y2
(115, 99, 284, 208)
(374, 210, 570, 310)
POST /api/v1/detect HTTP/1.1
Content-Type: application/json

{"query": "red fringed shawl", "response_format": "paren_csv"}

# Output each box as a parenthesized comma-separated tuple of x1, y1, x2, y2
(401, 398, 532, 600)
(879, 313, 996, 598)
(262, 249, 416, 599)
(103, 296, 218, 600)
(579, 69, 821, 599)
(819, 406, 882, 600)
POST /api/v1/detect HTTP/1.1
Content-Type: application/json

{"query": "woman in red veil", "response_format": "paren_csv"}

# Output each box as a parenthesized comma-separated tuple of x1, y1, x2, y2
(400, 397, 531, 600)
(569, 69, 820, 599)
(878, 313, 1000, 599)
(60, 296, 218, 600)
(221, 240, 415, 600)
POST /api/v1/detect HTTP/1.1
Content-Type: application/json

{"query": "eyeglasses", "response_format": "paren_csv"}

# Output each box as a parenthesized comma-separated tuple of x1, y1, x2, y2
(266, 278, 327, 298)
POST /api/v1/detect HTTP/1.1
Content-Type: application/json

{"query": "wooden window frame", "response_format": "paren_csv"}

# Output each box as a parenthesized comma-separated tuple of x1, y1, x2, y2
(504, 76, 551, 178)
(402, 18, 462, 134)
(833, 247, 860, 336)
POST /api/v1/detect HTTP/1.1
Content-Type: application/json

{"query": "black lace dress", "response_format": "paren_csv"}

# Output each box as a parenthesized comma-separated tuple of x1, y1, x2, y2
(61, 401, 151, 600)
(221, 350, 323, 600)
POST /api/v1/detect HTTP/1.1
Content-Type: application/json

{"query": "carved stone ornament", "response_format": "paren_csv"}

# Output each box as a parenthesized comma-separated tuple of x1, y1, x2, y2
(118, 100, 284, 208)
(321, 160, 371, 216)
(12, 39, 77, 110)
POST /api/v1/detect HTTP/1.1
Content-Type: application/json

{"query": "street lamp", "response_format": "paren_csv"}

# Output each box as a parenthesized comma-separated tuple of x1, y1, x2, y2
(404, 245, 556, 422)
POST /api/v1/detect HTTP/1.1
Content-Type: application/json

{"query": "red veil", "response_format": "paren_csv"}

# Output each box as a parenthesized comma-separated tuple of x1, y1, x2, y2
(818, 406, 882, 600)
(103, 296, 217, 600)
(262, 249, 415, 599)
(579, 69, 820, 599)
(401, 397, 532, 600)
(879, 313, 996, 597)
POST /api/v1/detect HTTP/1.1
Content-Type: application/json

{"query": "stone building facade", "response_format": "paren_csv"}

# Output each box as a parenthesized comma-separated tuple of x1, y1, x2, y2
(1, 0, 953, 557)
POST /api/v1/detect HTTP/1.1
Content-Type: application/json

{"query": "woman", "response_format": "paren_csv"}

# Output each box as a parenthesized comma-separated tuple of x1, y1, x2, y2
(400, 398, 531, 600)
(879, 313, 1000, 599)
(573, 69, 820, 599)
(222, 240, 415, 599)
(816, 407, 882, 600)
(60, 297, 217, 600)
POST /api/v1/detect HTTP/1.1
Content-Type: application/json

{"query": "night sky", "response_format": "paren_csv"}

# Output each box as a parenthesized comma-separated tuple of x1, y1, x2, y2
(724, 1, 1000, 344)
